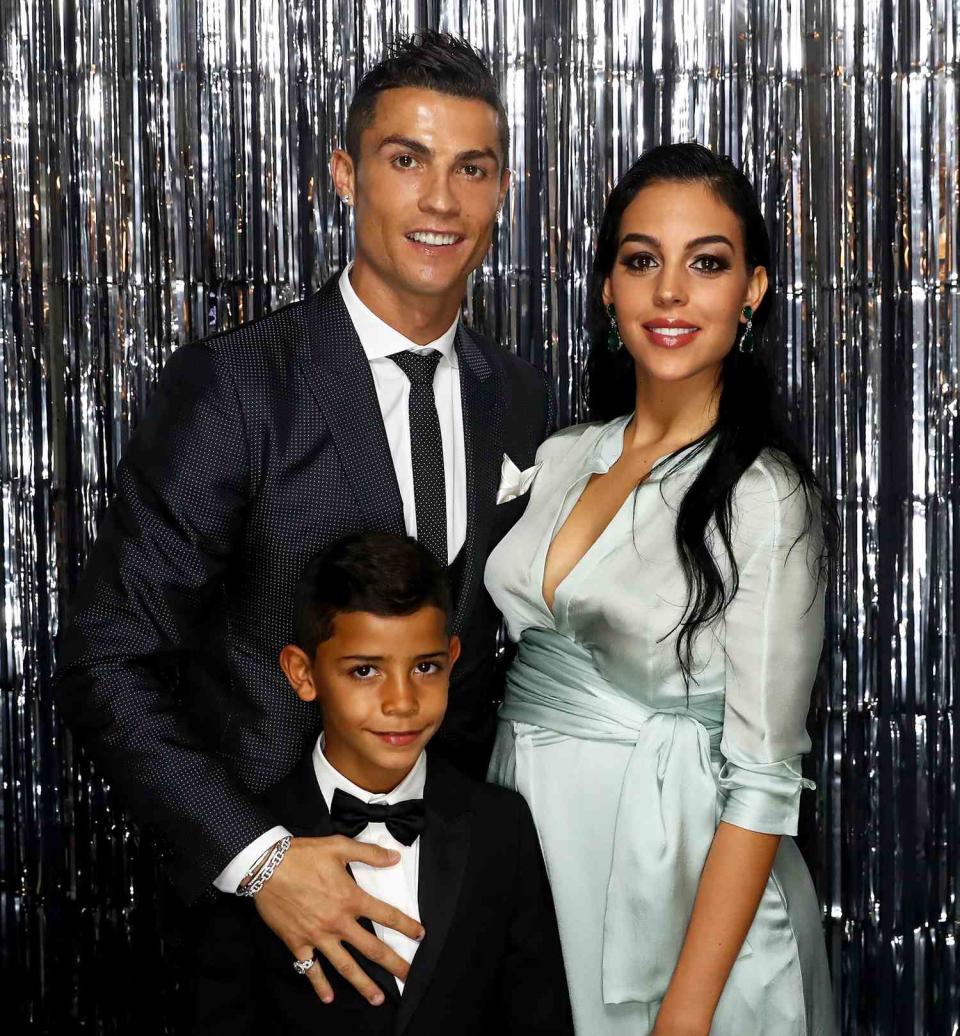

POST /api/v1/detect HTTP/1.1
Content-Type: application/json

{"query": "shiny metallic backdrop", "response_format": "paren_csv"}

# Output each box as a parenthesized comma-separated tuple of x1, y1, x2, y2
(1, 1, 957, 1032)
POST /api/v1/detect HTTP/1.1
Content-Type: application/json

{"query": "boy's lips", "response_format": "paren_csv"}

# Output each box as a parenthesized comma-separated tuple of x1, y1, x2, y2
(368, 729, 425, 747)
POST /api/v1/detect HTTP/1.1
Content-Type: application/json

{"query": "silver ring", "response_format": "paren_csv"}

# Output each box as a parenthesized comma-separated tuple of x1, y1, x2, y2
(293, 957, 315, 976)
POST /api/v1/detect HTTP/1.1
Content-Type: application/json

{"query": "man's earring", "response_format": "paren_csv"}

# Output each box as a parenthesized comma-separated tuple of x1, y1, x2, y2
(739, 305, 755, 353)
(343, 194, 352, 206)
(606, 303, 623, 352)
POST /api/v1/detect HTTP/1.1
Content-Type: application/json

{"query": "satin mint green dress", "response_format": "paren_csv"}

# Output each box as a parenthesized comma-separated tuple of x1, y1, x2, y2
(485, 415, 835, 1035)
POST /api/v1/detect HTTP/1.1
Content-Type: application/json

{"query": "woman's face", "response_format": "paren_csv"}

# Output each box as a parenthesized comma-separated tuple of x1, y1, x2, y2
(602, 180, 768, 388)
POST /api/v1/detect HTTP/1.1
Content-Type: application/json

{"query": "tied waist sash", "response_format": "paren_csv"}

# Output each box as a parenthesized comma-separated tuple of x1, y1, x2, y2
(499, 627, 726, 1007)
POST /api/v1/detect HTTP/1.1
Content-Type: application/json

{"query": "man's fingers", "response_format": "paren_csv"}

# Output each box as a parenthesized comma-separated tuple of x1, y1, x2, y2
(356, 889, 426, 942)
(340, 920, 411, 981)
(340, 837, 402, 868)
(316, 938, 387, 1006)
(293, 945, 334, 1004)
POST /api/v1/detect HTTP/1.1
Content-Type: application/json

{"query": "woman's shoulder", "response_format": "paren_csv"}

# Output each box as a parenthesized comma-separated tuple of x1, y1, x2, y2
(535, 416, 622, 463)
(733, 448, 819, 545)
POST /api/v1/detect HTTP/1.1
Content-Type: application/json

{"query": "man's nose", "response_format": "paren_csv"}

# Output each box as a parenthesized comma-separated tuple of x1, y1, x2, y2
(418, 170, 461, 216)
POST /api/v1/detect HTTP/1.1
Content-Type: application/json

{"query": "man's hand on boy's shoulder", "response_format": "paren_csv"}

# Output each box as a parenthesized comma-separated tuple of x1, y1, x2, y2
(253, 835, 426, 1006)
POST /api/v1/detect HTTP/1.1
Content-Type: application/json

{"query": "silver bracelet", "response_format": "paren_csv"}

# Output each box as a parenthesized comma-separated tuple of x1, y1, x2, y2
(236, 835, 292, 897)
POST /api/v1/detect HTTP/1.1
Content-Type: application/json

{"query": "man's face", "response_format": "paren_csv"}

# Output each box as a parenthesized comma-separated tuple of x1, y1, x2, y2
(280, 606, 459, 793)
(332, 87, 509, 310)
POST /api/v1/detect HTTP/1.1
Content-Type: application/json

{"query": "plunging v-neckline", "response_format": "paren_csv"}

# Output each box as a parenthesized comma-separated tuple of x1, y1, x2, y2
(539, 419, 683, 617)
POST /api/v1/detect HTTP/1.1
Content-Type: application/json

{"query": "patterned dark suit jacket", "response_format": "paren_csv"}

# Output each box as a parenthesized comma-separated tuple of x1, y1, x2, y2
(53, 276, 553, 901)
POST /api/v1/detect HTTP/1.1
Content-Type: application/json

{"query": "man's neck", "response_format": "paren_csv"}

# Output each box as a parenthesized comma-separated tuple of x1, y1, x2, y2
(348, 260, 462, 345)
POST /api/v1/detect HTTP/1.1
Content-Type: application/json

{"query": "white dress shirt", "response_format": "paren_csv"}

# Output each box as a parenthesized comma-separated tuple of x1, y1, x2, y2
(312, 738, 426, 992)
(338, 262, 467, 562)
(214, 264, 465, 893)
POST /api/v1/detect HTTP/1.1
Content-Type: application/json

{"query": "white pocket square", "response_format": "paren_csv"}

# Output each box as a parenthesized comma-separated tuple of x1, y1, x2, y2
(497, 454, 541, 505)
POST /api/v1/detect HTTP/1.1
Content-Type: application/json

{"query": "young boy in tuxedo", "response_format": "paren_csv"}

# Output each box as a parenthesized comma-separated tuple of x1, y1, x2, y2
(194, 530, 573, 1035)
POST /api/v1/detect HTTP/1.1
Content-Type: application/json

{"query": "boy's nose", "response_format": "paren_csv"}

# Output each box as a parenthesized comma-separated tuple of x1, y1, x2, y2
(382, 678, 419, 715)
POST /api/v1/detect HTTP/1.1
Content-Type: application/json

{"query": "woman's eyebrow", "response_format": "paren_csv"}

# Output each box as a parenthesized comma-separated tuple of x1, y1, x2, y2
(619, 232, 735, 250)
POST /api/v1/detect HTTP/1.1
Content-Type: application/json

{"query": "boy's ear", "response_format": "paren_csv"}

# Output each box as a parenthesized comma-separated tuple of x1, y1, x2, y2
(448, 634, 462, 669)
(279, 645, 319, 702)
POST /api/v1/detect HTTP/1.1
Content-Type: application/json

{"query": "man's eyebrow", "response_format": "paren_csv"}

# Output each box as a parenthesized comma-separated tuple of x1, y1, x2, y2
(377, 135, 431, 156)
(619, 232, 735, 250)
(456, 147, 500, 164)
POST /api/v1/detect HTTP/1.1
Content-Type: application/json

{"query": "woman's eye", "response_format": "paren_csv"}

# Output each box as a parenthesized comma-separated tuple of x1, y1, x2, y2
(623, 252, 658, 271)
(691, 254, 729, 273)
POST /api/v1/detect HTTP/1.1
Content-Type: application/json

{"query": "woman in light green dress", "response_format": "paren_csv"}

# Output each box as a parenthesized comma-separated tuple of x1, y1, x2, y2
(486, 145, 836, 1035)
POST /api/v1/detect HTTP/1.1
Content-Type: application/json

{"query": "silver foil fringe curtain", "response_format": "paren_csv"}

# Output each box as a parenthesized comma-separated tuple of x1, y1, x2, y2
(1, 1, 958, 1032)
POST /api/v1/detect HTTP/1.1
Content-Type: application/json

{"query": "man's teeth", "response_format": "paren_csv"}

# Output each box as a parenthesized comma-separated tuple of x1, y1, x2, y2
(651, 326, 698, 336)
(409, 231, 459, 246)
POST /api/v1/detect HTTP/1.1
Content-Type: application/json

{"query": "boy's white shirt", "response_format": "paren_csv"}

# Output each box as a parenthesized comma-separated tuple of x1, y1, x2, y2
(311, 736, 426, 992)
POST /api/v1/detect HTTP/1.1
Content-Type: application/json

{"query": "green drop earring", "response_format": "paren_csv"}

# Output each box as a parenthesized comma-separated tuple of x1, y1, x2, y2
(606, 303, 623, 352)
(739, 305, 755, 353)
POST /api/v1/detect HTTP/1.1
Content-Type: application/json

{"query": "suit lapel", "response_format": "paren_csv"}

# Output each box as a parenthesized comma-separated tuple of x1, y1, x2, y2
(453, 327, 503, 633)
(296, 278, 406, 536)
(394, 758, 472, 1035)
(266, 752, 402, 1007)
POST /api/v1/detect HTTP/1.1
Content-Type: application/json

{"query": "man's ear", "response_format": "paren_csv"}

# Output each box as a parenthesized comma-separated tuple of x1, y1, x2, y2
(330, 148, 356, 206)
(279, 645, 319, 702)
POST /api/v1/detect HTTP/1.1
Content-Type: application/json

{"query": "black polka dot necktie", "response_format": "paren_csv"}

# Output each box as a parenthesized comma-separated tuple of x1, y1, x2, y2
(389, 349, 447, 566)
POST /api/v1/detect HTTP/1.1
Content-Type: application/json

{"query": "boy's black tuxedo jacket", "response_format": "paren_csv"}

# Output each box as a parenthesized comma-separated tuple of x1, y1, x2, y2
(53, 276, 552, 901)
(194, 753, 574, 1035)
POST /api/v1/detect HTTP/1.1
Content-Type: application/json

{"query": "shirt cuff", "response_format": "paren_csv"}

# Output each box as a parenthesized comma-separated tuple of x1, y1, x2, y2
(213, 826, 292, 894)
(717, 757, 815, 836)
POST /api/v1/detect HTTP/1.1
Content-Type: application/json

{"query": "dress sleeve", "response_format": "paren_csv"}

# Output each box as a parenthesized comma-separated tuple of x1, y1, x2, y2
(718, 457, 825, 836)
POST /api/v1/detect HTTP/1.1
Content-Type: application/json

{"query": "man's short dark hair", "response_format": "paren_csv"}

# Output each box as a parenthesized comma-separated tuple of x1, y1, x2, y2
(292, 531, 453, 657)
(345, 31, 509, 167)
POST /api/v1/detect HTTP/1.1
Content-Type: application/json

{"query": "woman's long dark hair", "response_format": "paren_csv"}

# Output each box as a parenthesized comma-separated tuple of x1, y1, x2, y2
(584, 143, 837, 684)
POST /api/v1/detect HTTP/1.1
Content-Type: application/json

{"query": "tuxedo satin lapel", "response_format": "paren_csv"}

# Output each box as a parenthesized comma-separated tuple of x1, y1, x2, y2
(264, 750, 401, 1006)
(394, 763, 472, 1035)
(296, 279, 405, 535)
(453, 328, 502, 633)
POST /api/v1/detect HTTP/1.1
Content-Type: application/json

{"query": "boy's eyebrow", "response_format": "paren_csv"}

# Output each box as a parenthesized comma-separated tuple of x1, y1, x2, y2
(337, 650, 450, 661)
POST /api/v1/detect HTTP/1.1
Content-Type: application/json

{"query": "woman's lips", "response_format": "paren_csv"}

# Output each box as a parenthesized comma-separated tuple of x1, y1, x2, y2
(643, 324, 701, 349)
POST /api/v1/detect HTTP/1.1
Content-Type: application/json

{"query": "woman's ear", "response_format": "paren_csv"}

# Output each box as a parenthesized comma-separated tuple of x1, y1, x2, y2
(602, 276, 613, 307)
(743, 265, 769, 318)
(279, 645, 318, 702)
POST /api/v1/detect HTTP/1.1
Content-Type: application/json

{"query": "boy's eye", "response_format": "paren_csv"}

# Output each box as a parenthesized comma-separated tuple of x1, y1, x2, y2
(415, 661, 442, 675)
(350, 665, 378, 679)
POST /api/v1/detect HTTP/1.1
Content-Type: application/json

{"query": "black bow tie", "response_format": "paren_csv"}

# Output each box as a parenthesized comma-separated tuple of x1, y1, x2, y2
(330, 788, 426, 847)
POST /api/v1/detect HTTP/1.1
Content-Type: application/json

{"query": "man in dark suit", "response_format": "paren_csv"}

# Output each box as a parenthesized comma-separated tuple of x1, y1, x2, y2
(194, 531, 572, 1034)
(54, 32, 552, 1007)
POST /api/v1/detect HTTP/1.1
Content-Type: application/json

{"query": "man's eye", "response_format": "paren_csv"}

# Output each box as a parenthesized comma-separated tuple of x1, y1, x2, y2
(393, 154, 417, 169)
(462, 164, 485, 178)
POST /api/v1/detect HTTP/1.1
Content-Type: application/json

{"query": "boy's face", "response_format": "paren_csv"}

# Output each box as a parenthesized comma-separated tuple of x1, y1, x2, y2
(330, 86, 509, 313)
(280, 606, 459, 793)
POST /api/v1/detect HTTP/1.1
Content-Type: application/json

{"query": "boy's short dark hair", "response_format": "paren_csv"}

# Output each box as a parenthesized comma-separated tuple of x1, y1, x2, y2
(345, 31, 509, 167)
(293, 531, 452, 657)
